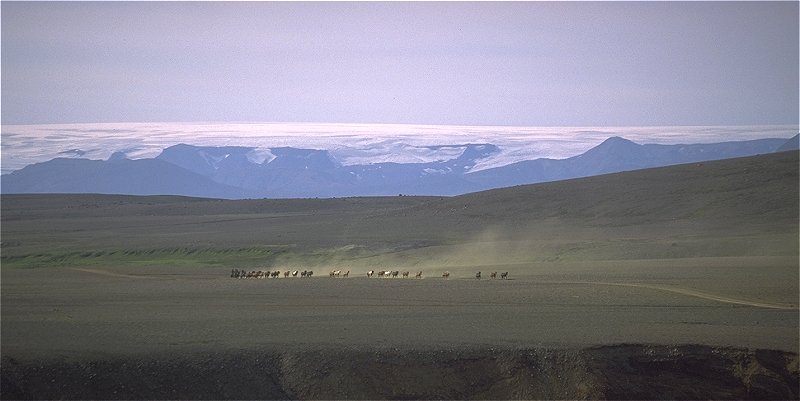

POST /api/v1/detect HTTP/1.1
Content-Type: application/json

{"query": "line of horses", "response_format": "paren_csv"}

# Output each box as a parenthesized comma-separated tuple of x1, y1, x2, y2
(231, 269, 314, 279)
(366, 270, 423, 279)
(231, 268, 509, 280)
(476, 271, 509, 279)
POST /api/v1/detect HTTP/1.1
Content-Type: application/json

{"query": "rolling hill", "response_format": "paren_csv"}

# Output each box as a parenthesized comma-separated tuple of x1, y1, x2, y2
(2, 150, 796, 269)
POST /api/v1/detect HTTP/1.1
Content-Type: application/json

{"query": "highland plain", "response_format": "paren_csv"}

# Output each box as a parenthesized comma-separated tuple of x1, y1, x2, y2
(1, 151, 798, 399)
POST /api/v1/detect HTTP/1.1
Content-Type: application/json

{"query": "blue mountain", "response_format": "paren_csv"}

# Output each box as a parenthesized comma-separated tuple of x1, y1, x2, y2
(466, 137, 789, 189)
(777, 134, 799, 152)
(0, 156, 248, 198)
(1, 137, 792, 199)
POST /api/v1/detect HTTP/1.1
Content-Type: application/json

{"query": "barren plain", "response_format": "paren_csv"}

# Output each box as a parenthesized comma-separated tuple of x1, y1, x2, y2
(2, 152, 798, 399)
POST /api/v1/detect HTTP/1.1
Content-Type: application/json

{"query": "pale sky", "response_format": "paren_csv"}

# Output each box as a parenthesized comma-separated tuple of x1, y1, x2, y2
(2, 1, 798, 126)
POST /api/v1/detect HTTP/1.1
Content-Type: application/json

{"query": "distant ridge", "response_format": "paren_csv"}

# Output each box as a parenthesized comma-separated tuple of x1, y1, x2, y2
(1, 137, 791, 199)
(466, 137, 793, 188)
(0, 157, 246, 199)
(777, 134, 799, 152)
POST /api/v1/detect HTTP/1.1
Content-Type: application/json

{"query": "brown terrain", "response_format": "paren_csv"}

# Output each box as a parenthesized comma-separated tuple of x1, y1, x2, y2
(1, 151, 798, 399)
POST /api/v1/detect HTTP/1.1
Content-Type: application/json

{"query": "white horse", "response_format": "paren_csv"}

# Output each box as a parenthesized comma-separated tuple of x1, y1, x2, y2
(367, 270, 374, 278)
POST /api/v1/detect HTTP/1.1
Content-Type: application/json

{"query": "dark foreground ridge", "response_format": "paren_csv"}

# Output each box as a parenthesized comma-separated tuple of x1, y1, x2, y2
(2, 344, 798, 400)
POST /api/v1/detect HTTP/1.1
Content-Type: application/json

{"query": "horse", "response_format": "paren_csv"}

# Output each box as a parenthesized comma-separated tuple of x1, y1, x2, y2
(301, 270, 308, 277)
(284, 271, 290, 278)
(307, 271, 314, 277)
(402, 271, 409, 278)
(367, 270, 374, 278)
(343, 270, 350, 278)
(442, 271, 450, 279)
(271, 271, 280, 278)
(415, 271, 423, 279)
(292, 270, 299, 277)
(500, 272, 508, 279)
(490, 272, 497, 279)
(475, 271, 482, 280)
(391, 271, 399, 278)
(378, 271, 386, 277)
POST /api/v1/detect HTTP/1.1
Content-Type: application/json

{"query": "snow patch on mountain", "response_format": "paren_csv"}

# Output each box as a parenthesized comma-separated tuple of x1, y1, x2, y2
(1, 122, 796, 175)
(246, 148, 276, 164)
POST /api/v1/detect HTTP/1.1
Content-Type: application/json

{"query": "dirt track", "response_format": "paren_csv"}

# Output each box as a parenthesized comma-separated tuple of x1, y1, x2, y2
(3, 263, 798, 359)
(70, 267, 161, 279)
(552, 281, 798, 310)
(71, 267, 800, 309)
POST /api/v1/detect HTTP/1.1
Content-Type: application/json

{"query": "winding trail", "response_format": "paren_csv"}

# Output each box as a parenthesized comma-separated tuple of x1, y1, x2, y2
(70, 267, 158, 279)
(68, 267, 797, 310)
(560, 281, 798, 310)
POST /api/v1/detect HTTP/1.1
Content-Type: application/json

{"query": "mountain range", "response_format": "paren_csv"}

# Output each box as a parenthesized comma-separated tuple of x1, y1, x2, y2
(2, 135, 797, 199)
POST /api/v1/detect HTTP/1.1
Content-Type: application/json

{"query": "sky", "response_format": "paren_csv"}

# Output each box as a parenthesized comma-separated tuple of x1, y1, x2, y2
(1, 1, 798, 127)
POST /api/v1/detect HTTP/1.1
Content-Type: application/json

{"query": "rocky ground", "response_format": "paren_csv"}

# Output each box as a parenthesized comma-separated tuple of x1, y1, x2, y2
(2, 344, 798, 400)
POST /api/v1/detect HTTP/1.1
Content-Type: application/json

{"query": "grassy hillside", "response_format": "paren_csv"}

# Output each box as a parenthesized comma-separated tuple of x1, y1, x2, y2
(1, 151, 797, 270)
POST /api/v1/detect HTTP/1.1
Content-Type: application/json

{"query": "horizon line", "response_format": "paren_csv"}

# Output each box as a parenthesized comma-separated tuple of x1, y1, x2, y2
(3, 121, 799, 130)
